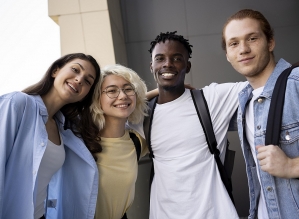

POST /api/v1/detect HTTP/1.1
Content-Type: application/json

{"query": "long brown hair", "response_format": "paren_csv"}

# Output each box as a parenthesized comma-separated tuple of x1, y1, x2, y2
(23, 53, 102, 158)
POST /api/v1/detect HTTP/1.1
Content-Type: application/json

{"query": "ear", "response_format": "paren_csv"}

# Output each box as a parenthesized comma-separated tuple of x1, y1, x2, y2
(51, 69, 58, 78)
(150, 62, 153, 74)
(150, 62, 158, 82)
(268, 38, 275, 52)
(186, 61, 191, 74)
(226, 53, 231, 63)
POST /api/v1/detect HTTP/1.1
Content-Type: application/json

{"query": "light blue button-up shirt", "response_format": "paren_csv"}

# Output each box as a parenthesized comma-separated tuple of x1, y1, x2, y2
(237, 59, 299, 219)
(0, 92, 98, 219)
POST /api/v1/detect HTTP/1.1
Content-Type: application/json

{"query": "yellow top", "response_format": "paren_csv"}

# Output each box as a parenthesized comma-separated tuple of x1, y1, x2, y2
(94, 129, 148, 219)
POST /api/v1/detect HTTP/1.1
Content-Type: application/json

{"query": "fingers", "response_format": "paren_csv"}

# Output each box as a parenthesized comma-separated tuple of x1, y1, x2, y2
(255, 145, 292, 178)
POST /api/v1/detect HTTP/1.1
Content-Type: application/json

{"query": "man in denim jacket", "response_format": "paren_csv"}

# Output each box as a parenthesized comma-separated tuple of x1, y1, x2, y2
(222, 9, 299, 219)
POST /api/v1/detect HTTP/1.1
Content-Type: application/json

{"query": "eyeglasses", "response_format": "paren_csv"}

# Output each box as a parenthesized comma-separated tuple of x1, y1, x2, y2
(102, 85, 136, 99)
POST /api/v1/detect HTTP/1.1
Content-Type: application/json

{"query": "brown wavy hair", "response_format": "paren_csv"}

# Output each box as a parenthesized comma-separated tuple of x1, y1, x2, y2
(23, 53, 102, 159)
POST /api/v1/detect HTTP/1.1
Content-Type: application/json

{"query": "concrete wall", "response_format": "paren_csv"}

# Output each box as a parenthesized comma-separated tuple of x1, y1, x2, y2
(48, 0, 127, 67)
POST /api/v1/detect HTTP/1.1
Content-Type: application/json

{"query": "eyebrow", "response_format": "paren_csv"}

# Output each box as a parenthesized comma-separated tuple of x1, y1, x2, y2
(154, 53, 164, 58)
(104, 83, 132, 89)
(154, 53, 184, 58)
(75, 62, 95, 80)
(227, 32, 260, 41)
(227, 37, 237, 42)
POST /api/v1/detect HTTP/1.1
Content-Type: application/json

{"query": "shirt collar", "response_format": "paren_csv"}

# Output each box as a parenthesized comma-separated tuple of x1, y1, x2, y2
(32, 95, 65, 125)
(262, 58, 291, 97)
(239, 58, 291, 99)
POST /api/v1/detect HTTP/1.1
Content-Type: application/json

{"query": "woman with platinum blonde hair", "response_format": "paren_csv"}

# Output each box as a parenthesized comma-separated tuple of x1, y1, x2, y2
(91, 64, 148, 131)
(90, 64, 151, 219)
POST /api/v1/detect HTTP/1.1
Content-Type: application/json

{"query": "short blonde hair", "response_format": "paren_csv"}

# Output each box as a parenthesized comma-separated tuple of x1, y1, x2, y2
(90, 64, 148, 130)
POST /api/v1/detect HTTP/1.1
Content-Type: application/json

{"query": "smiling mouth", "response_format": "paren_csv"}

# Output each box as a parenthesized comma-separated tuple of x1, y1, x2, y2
(239, 57, 254, 62)
(161, 72, 176, 79)
(114, 104, 130, 108)
(67, 83, 78, 93)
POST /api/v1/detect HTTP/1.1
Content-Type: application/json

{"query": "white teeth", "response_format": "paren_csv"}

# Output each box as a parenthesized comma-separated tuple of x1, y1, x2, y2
(115, 104, 128, 108)
(68, 83, 78, 92)
(162, 73, 174, 77)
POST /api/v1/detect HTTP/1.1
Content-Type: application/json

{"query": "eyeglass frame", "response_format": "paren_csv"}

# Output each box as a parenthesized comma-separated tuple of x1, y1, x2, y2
(101, 84, 137, 99)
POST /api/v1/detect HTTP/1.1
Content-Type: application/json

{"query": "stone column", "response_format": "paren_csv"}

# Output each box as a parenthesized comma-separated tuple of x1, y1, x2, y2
(48, 0, 127, 67)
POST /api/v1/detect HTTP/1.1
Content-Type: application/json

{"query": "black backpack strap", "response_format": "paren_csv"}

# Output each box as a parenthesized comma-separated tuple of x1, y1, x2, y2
(143, 97, 158, 159)
(265, 62, 299, 145)
(190, 89, 235, 204)
(191, 89, 217, 154)
(129, 132, 141, 161)
(143, 97, 158, 191)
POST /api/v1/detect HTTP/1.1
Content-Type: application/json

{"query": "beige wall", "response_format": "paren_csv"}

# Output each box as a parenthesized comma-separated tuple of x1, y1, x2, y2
(48, 0, 127, 67)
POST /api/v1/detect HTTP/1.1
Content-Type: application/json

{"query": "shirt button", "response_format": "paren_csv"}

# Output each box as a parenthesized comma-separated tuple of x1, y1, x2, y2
(41, 142, 45, 146)
(257, 125, 261, 130)
(266, 186, 273, 192)
(257, 98, 263, 103)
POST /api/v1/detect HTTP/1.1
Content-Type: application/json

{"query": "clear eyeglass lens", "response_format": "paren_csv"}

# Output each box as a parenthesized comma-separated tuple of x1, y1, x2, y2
(105, 85, 135, 98)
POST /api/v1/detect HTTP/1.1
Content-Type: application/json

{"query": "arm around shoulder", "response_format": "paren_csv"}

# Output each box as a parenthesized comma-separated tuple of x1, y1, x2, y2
(146, 88, 159, 100)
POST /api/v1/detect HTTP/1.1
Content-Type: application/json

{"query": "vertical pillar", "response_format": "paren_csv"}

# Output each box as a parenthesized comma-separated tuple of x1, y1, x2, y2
(48, 0, 127, 67)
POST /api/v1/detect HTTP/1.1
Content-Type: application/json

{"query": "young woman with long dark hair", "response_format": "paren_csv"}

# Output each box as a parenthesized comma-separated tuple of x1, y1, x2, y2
(0, 53, 101, 219)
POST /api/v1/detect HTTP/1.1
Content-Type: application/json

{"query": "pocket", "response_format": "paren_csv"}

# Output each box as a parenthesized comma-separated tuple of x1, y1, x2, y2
(279, 124, 299, 158)
(280, 124, 299, 145)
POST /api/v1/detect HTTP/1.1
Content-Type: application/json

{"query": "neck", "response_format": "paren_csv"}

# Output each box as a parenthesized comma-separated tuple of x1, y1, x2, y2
(41, 92, 64, 118)
(157, 85, 185, 104)
(247, 58, 276, 90)
(99, 117, 126, 138)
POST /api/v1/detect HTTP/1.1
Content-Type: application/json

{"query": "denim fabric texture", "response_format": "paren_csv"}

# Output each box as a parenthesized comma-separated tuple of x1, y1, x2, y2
(237, 59, 299, 219)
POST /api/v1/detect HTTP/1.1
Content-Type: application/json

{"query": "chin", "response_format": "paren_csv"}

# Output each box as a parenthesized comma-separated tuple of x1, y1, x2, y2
(159, 83, 175, 89)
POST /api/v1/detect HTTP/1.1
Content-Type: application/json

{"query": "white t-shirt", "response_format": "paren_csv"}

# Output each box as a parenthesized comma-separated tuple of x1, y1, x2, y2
(34, 138, 65, 219)
(245, 86, 269, 219)
(149, 82, 246, 219)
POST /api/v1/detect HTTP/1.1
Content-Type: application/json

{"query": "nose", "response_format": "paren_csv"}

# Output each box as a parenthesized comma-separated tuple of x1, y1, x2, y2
(239, 41, 251, 54)
(118, 89, 128, 99)
(75, 75, 83, 85)
(163, 57, 174, 68)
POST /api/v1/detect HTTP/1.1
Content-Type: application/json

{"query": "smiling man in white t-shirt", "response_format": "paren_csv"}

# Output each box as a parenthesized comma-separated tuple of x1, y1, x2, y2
(145, 31, 246, 219)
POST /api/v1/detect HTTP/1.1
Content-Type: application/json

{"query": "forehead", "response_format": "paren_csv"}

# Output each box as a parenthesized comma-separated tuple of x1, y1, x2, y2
(152, 40, 188, 57)
(102, 74, 129, 87)
(224, 18, 263, 41)
(68, 58, 96, 76)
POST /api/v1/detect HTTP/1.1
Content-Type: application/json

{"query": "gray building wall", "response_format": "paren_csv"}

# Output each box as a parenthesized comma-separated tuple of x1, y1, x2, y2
(120, 1, 299, 218)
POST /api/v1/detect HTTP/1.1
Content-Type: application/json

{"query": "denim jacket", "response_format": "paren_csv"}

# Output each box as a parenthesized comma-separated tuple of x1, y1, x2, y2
(0, 92, 98, 219)
(237, 59, 299, 219)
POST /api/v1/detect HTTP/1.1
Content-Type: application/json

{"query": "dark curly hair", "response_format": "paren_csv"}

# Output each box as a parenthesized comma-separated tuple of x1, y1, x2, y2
(148, 31, 193, 58)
